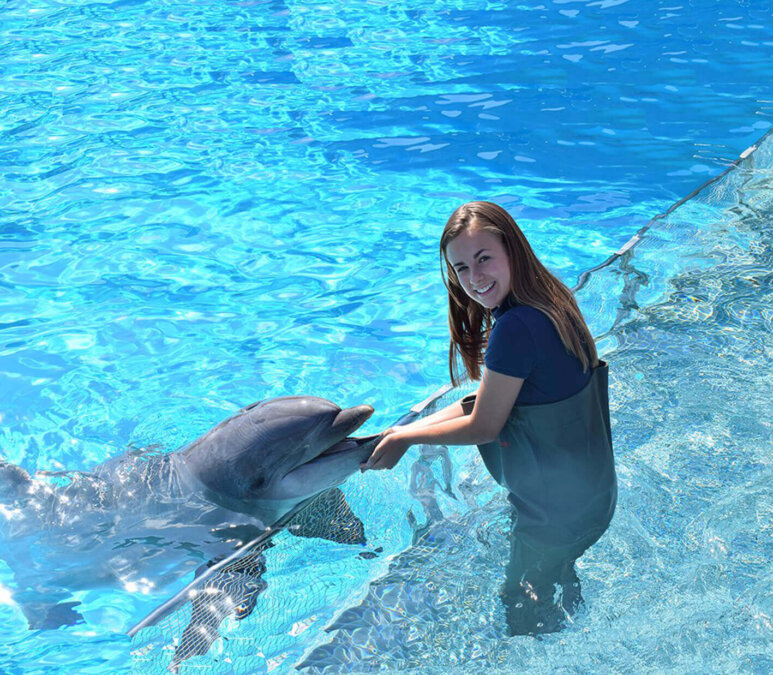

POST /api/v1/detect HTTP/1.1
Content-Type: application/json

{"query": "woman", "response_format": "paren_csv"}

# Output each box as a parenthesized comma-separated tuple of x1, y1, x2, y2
(362, 201, 617, 635)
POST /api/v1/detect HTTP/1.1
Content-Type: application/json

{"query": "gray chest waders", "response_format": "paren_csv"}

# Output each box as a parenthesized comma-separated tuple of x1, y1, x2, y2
(461, 360, 617, 635)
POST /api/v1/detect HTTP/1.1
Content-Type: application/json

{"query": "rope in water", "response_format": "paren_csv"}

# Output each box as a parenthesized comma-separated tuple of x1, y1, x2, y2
(572, 127, 772, 293)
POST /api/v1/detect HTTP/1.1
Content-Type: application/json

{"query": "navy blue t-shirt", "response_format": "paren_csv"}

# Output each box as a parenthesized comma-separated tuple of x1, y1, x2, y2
(484, 299, 591, 406)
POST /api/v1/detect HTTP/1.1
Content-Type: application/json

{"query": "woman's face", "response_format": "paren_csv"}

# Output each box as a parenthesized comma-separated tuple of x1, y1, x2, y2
(445, 227, 511, 309)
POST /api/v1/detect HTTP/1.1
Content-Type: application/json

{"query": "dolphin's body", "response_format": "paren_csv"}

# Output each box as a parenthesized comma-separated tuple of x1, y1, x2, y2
(0, 396, 379, 631)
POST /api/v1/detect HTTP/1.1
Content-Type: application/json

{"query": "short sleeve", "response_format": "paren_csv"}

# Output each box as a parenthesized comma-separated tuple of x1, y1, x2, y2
(484, 312, 536, 379)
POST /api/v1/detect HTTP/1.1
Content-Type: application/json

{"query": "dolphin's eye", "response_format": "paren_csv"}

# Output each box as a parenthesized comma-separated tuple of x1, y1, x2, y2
(251, 476, 267, 491)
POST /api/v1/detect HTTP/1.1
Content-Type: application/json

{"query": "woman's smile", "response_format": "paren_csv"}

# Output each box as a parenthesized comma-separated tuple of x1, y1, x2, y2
(474, 281, 496, 296)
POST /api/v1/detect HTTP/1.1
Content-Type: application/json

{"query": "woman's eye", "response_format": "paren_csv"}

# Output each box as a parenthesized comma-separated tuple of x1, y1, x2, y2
(478, 255, 489, 263)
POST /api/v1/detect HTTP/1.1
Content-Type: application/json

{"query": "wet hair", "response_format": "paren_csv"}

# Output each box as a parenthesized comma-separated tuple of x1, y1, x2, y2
(440, 201, 599, 386)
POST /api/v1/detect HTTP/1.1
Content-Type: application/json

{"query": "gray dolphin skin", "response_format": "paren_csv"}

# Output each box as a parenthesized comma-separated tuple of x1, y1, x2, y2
(0, 395, 380, 633)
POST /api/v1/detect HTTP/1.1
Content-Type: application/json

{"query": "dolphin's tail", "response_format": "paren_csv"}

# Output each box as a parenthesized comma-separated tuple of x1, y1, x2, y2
(0, 461, 32, 503)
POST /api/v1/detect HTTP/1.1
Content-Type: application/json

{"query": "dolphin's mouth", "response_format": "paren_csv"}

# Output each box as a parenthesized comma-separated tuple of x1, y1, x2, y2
(279, 434, 380, 490)
(315, 435, 379, 458)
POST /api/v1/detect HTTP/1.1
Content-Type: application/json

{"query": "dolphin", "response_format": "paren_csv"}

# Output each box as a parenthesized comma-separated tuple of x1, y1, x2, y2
(0, 395, 380, 632)
(127, 385, 452, 671)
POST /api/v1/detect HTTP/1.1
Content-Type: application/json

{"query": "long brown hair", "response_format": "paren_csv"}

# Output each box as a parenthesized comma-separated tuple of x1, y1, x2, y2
(440, 201, 599, 386)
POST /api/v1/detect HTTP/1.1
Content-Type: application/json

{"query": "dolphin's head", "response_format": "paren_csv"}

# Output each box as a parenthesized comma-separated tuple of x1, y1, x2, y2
(183, 396, 376, 507)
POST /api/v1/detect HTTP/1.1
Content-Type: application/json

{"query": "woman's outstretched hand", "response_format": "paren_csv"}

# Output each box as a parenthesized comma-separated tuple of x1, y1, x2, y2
(361, 429, 411, 471)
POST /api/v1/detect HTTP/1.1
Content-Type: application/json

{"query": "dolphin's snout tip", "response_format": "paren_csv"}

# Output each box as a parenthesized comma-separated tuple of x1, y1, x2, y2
(348, 404, 375, 420)
(332, 404, 374, 437)
(359, 405, 375, 426)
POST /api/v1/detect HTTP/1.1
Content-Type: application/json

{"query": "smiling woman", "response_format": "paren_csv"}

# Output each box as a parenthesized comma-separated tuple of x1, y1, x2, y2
(362, 201, 616, 636)
(441, 201, 598, 386)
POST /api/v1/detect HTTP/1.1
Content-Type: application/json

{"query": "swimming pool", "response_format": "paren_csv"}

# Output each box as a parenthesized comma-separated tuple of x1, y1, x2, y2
(1, 0, 771, 672)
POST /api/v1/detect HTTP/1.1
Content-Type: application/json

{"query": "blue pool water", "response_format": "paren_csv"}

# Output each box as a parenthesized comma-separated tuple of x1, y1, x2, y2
(1, 0, 771, 672)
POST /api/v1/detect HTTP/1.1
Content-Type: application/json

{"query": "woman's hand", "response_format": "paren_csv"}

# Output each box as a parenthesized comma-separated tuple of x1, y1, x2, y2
(360, 431, 412, 471)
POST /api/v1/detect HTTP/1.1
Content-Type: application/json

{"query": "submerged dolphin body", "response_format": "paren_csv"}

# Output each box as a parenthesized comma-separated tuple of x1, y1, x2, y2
(0, 396, 379, 631)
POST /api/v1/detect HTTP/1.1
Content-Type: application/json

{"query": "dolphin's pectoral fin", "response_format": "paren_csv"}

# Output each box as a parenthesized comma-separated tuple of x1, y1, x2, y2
(21, 600, 85, 630)
(16, 587, 86, 631)
(287, 488, 366, 545)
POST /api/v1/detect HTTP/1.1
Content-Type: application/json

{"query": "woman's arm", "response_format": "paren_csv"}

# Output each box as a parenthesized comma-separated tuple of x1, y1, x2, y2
(391, 397, 469, 433)
(363, 369, 524, 470)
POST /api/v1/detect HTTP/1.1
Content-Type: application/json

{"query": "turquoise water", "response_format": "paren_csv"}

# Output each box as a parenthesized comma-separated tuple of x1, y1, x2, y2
(1, 0, 771, 672)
